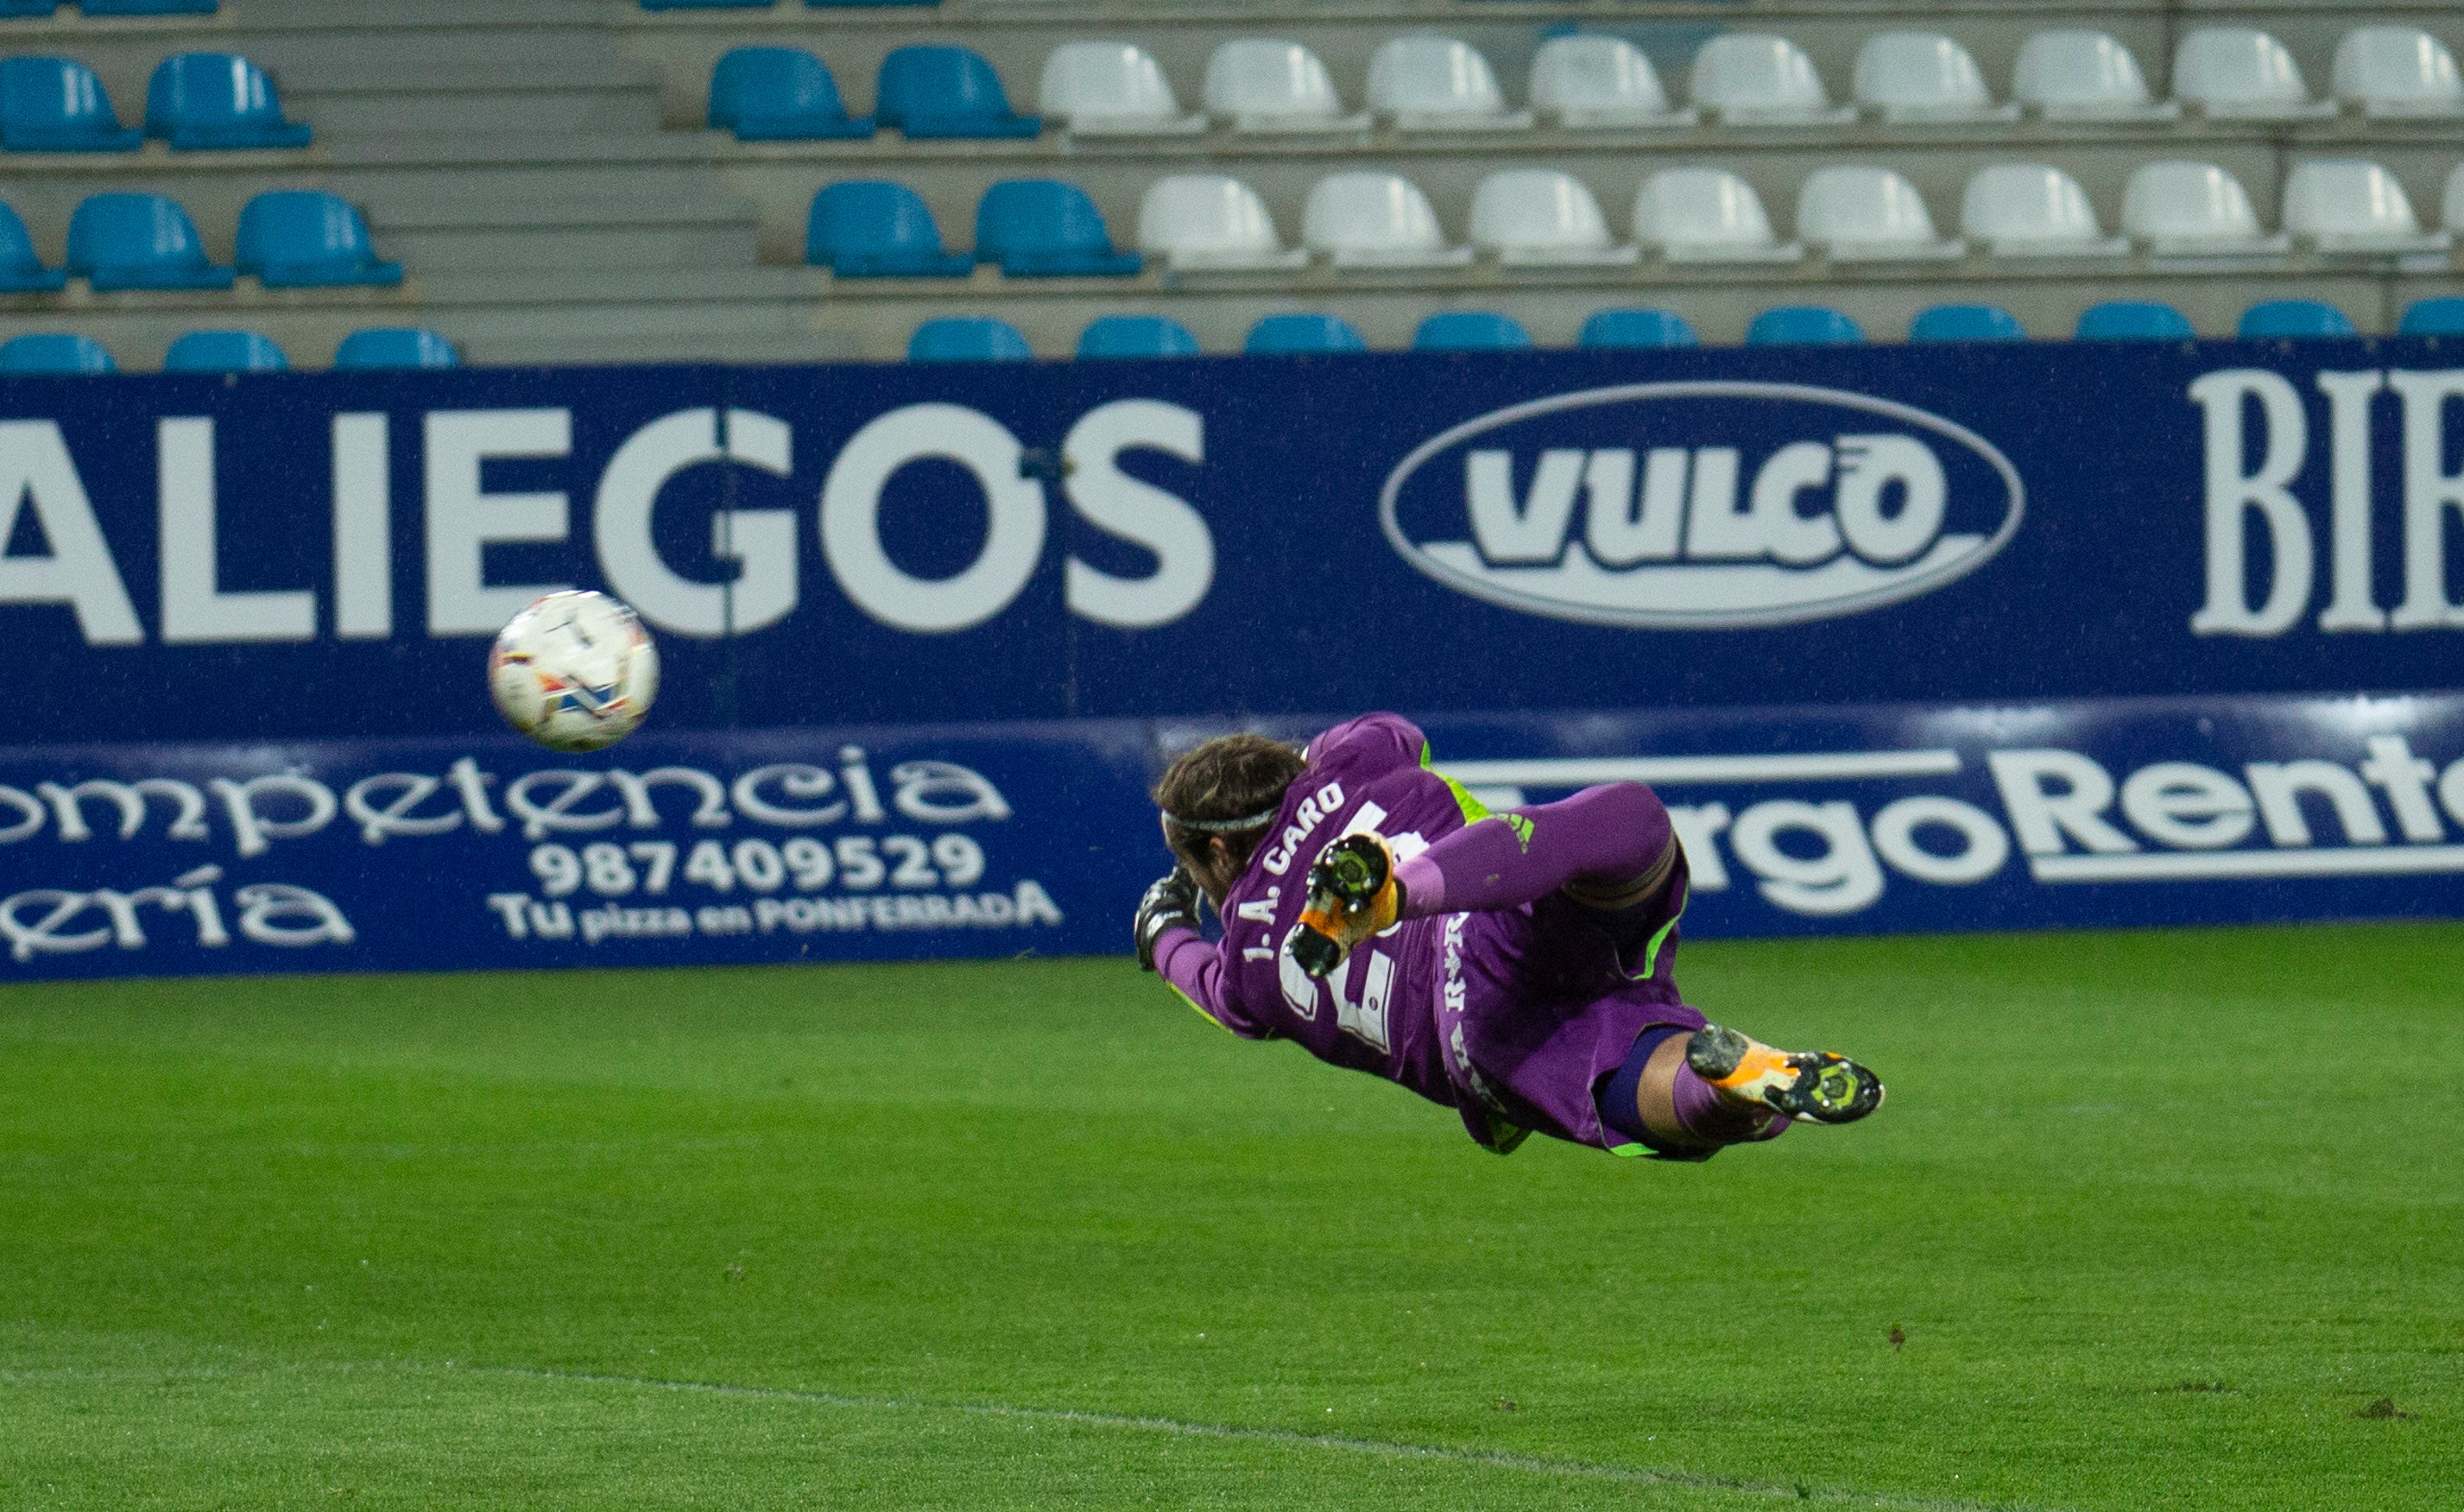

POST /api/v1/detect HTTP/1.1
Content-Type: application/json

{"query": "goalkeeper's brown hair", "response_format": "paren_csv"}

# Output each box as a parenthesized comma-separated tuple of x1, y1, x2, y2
(1153, 733, 1306, 876)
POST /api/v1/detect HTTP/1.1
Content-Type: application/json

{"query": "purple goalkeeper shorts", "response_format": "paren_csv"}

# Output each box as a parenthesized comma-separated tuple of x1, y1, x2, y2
(1433, 859, 1702, 1154)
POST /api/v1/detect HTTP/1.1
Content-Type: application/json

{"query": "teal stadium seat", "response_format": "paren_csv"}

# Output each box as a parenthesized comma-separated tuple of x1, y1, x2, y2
(0, 2, 58, 16)
(1579, 309, 1698, 349)
(876, 47, 1039, 139)
(2399, 298, 2464, 337)
(163, 329, 287, 373)
(237, 191, 401, 287)
(908, 317, 1032, 363)
(79, 0, 217, 12)
(1077, 314, 1199, 358)
(0, 58, 141, 152)
(67, 193, 233, 289)
(709, 48, 870, 140)
(0, 333, 113, 375)
(1244, 313, 1367, 355)
(334, 327, 459, 370)
(1910, 303, 2025, 342)
(1747, 307, 1865, 345)
(2075, 301, 2193, 340)
(146, 54, 311, 150)
(0, 204, 67, 291)
(2239, 300, 2357, 339)
(806, 181, 970, 277)
(974, 180, 1139, 277)
(1415, 312, 1532, 351)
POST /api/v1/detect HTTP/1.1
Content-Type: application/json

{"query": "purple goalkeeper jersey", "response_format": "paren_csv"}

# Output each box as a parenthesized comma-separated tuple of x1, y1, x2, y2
(1152, 712, 1474, 1113)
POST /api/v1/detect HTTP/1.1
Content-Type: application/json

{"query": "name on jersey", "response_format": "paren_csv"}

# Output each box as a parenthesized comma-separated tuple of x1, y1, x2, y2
(1257, 781, 1346, 876)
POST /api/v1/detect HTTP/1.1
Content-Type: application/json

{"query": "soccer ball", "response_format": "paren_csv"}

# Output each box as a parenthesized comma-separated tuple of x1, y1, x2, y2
(489, 590, 660, 753)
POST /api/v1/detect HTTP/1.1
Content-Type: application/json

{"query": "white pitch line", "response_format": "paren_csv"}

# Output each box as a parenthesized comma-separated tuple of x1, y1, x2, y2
(1439, 751, 1963, 788)
(477, 1364, 2070, 1512)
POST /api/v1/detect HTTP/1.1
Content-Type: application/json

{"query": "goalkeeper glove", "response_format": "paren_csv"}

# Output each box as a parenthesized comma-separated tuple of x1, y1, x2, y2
(1291, 834, 1402, 979)
(1134, 867, 1200, 971)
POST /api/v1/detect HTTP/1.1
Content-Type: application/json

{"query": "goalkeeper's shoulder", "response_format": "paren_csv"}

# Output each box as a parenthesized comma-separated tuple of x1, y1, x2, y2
(1304, 712, 1426, 774)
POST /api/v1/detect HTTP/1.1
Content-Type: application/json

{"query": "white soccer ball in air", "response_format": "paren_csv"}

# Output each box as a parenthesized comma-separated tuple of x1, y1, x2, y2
(489, 590, 660, 753)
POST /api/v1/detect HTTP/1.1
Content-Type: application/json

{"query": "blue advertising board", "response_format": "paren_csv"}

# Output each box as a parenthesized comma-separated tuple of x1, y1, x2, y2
(3, 341, 2461, 745)
(3, 691, 2457, 981)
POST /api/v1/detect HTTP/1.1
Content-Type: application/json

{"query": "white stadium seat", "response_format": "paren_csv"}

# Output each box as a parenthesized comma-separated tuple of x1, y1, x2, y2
(1853, 32, 2017, 123)
(1960, 163, 2127, 257)
(1689, 34, 1854, 125)
(2331, 26, 2464, 118)
(1367, 33, 1531, 131)
(2172, 28, 2335, 120)
(2280, 160, 2451, 254)
(1136, 174, 1307, 271)
(1633, 168, 1801, 263)
(1039, 42, 1204, 136)
(2012, 30, 2179, 121)
(1528, 35, 1693, 129)
(2448, 163, 2464, 235)
(1302, 171, 1472, 269)
(2121, 161, 2290, 257)
(1203, 40, 1369, 134)
(1469, 169, 1637, 266)
(1796, 166, 1964, 262)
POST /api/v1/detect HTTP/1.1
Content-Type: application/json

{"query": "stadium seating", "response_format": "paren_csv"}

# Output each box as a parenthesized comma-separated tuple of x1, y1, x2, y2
(1368, 34, 1530, 131)
(2398, 297, 2464, 336)
(1796, 167, 1963, 262)
(1039, 42, 1202, 136)
(1243, 313, 1366, 355)
(1853, 33, 2016, 123)
(0, 333, 113, 375)
(1304, 172, 1470, 269)
(2172, 28, 2334, 120)
(2074, 301, 2195, 340)
(0, 204, 67, 292)
(1469, 170, 1634, 266)
(1690, 34, 1854, 125)
(2121, 162, 2289, 256)
(1579, 308, 1698, 350)
(1747, 307, 1864, 345)
(908, 316, 1031, 363)
(1202, 40, 1366, 134)
(2011, 30, 2177, 121)
(81, 0, 217, 11)
(334, 327, 460, 370)
(1527, 35, 1690, 129)
(2239, 300, 2358, 338)
(807, 182, 970, 277)
(708, 48, 871, 140)
(2280, 161, 2449, 253)
(66, 194, 233, 290)
(1633, 168, 1799, 263)
(2448, 165, 2464, 233)
(236, 192, 402, 287)
(2332, 27, 2464, 117)
(146, 54, 311, 150)
(164, 329, 287, 373)
(974, 180, 1139, 277)
(1959, 164, 2127, 258)
(1911, 303, 2025, 342)
(1414, 311, 1529, 351)
(876, 47, 1039, 139)
(1135, 174, 1305, 271)
(0, 2, 55, 16)
(1077, 313, 1199, 358)
(0, 58, 141, 152)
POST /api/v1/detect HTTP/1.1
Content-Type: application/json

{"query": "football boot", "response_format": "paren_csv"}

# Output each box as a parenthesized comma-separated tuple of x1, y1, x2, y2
(1291, 834, 1399, 978)
(1685, 1022, 1884, 1124)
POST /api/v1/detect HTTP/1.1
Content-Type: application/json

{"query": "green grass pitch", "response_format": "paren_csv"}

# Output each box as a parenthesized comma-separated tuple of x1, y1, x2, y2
(1, 923, 2456, 1510)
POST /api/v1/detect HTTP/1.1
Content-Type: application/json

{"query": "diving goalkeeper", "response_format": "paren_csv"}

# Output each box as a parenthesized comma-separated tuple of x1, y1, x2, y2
(1134, 713, 1882, 1159)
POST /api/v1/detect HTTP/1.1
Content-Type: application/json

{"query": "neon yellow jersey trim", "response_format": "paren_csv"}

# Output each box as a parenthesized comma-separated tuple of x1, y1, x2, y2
(1167, 983, 1229, 1032)
(1420, 740, 1493, 825)
(1631, 882, 1689, 982)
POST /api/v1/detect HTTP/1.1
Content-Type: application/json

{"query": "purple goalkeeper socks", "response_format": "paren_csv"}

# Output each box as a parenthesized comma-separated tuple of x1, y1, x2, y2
(1595, 1026, 1790, 1153)
(1394, 782, 1675, 920)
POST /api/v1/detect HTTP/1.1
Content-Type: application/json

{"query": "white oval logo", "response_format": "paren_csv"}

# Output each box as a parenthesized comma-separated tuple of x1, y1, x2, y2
(1378, 382, 2025, 629)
